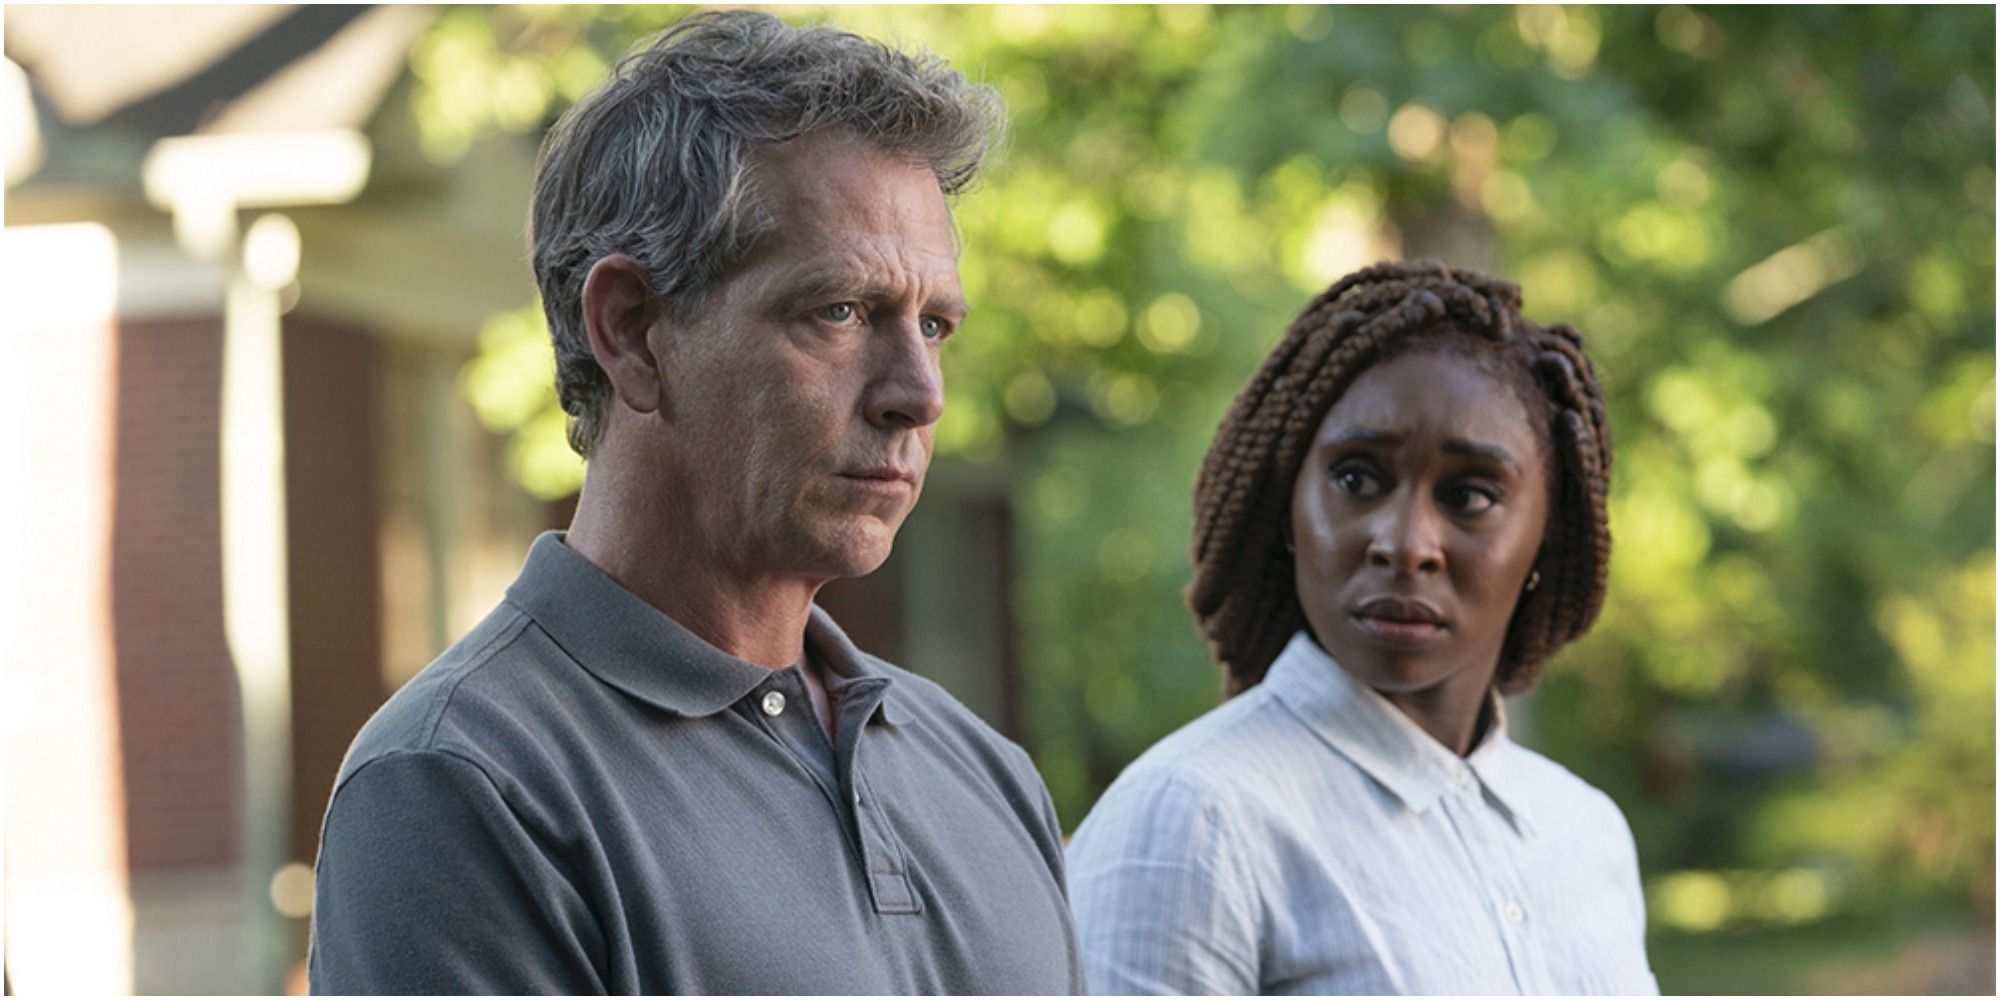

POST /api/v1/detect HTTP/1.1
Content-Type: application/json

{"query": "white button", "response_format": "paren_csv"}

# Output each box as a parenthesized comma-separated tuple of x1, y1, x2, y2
(1454, 767, 1472, 786)
(1503, 901, 1524, 923)
(853, 791, 864, 809)
(761, 690, 786, 716)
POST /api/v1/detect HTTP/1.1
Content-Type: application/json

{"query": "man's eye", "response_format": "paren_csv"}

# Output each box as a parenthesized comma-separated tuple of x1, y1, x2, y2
(920, 316, 950, 341)
(820, 303, 859, 324)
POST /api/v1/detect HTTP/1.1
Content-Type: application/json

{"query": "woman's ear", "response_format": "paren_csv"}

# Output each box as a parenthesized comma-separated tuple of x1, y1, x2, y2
(581, 254, 663, 414)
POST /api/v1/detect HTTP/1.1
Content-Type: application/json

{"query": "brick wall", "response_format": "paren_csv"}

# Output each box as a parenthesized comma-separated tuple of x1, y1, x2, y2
(112, 316, 241, 871)
(281, 315, 385, 866)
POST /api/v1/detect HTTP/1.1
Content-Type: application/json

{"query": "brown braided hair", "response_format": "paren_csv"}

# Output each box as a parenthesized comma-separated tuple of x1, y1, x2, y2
(1189, 259, 1613, 696)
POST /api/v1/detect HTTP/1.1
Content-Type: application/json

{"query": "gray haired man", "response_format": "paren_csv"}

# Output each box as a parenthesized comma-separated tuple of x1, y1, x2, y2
(308, 12, 1081, 994)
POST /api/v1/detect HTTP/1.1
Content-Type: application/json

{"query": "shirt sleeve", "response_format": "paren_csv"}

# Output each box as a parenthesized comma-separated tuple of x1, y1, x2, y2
(1065, 772, 1259, 995)
(308, 749, 605, 994)
(1033, 776, 1089, 994)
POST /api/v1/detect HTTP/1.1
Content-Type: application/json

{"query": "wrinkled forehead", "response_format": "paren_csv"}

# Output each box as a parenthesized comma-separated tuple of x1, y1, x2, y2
(710, 132, 966, 318)
(1345, 335, 1551, 441)
(749, 132, 958, 250)
(1316, 348, 1550, 465)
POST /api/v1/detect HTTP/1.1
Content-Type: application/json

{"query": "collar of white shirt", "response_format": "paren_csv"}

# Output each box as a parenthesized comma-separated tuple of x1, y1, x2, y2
(1261, 631, 1539, 839)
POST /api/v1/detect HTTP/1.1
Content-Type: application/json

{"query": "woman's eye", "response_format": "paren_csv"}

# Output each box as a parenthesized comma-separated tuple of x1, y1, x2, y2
(1332, 465, 1383, 497)
(1442, 484, 1498, 514)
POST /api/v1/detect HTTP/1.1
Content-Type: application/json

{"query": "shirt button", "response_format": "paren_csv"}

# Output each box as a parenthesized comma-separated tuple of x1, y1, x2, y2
(1454, 767, 1472, 786)
(1503, 901, 1525, 923)
(760, 690, 786, 717)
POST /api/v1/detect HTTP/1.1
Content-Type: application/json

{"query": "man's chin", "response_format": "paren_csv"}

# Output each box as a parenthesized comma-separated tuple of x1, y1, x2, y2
(795, 519, 900, 581)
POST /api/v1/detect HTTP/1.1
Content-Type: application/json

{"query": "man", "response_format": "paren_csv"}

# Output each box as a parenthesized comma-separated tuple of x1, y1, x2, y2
(309, 11, 1081, 994)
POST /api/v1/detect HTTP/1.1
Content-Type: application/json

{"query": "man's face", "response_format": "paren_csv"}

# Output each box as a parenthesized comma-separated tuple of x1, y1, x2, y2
(653, 131, 965, 586)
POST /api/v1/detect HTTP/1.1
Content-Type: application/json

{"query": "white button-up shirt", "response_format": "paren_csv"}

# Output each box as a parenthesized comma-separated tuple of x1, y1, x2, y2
(1067, 632, 1658, 995)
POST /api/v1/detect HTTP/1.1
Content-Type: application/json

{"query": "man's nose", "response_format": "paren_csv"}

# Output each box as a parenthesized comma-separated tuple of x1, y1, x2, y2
(1366, 493, 1444, 575)
(864, 318, 945, 430)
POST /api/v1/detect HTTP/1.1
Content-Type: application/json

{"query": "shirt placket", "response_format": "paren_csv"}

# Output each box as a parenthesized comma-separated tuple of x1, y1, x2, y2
(749, 672, 920, 916)
(1441, 765, 1550, 994)
(832, 679, 920, 915)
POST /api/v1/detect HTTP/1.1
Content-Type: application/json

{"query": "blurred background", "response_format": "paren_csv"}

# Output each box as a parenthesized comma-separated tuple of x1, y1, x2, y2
(3, 4, 1992, 994)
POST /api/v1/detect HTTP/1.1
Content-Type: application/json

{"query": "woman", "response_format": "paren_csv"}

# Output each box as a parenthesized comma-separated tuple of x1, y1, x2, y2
(1066, 261, 1656, 995)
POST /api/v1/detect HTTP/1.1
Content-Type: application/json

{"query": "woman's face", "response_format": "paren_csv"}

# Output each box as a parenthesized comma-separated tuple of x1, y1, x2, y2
(1290, 349, 1550, 703)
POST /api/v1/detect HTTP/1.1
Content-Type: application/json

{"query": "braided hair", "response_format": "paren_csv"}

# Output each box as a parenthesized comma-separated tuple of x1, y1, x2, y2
(1189, 259, 1613, 696)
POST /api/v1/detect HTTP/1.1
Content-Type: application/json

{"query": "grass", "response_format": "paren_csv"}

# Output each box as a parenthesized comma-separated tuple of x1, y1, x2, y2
(1649, 906, 1994, 995)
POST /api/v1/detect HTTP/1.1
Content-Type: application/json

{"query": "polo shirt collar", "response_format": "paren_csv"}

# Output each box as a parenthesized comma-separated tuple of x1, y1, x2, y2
(1264, 631, 1535, 836)
(505, 532, 910, 724)
(805, 600, 913, 726)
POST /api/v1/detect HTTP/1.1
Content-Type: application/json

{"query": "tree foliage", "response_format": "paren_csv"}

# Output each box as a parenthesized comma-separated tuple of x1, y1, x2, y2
(423, 5, 1994, 988)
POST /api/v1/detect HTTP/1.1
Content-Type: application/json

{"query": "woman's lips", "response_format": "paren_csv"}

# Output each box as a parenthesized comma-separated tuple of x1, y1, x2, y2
(1350, 597, 1447, 648)
(1351, 614, 1446, 647)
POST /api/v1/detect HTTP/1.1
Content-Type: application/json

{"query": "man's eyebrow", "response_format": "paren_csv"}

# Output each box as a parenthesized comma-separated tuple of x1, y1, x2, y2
(782, 269, 969, 319)
(932, 291, 971, 321)
(778, 269, 867, 307)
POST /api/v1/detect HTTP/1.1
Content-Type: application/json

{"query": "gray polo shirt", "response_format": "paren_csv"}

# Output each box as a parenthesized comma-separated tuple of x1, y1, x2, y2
(309, 532, 1081, 994)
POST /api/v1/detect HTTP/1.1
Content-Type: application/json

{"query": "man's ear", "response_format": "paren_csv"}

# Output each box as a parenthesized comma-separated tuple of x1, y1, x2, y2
(581, 254, 664, 415)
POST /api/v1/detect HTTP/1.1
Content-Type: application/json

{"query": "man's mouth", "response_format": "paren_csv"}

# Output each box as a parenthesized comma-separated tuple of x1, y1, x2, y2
(837, 466, 918, 495)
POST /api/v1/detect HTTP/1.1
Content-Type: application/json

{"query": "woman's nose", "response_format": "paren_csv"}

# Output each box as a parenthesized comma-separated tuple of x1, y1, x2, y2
(1365, 496, 1444, 574)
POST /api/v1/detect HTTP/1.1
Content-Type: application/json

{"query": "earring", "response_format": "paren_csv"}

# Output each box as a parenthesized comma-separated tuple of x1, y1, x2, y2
(1525, 569, 1540, 593)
